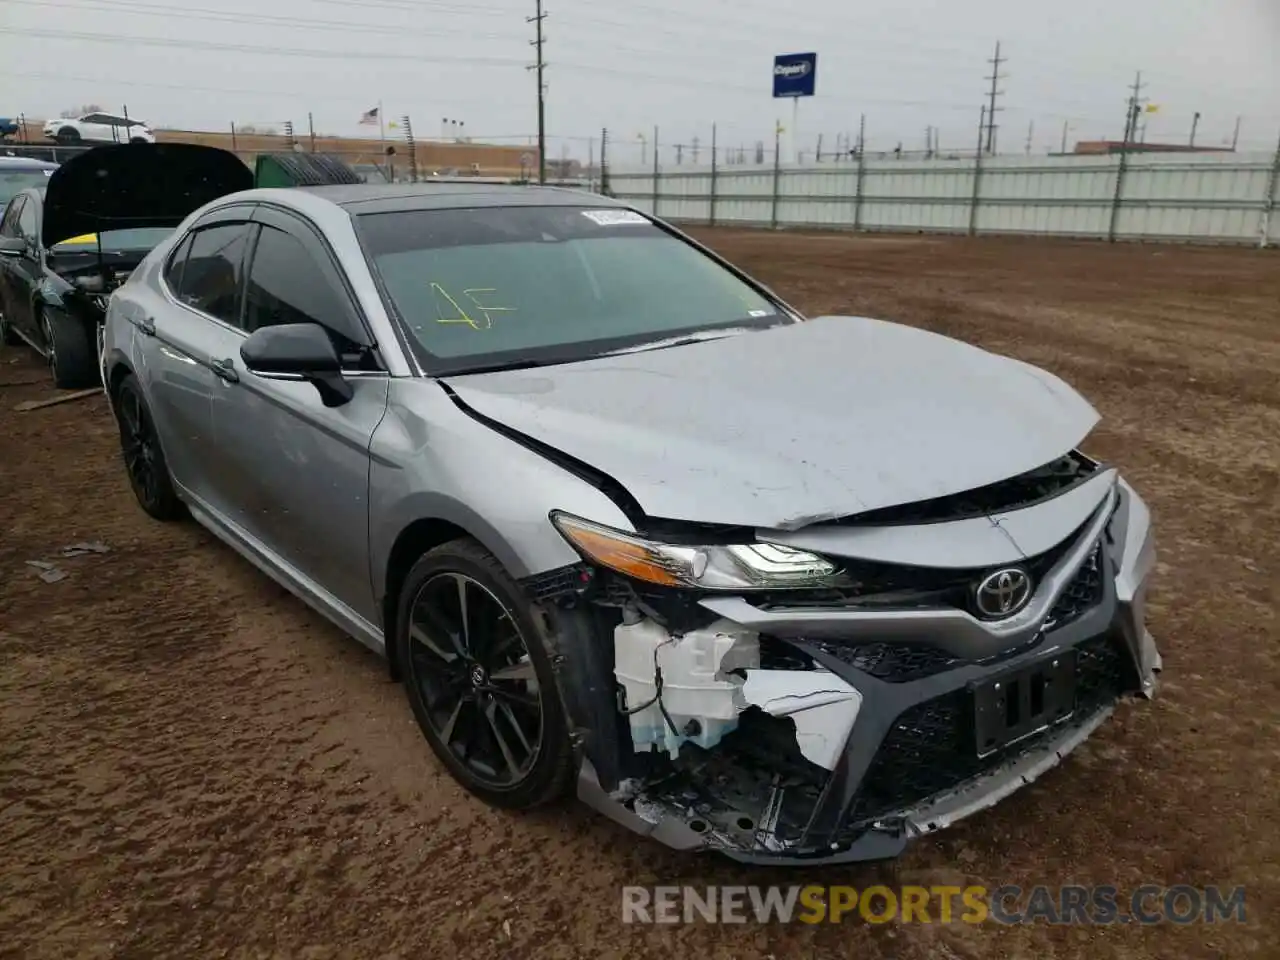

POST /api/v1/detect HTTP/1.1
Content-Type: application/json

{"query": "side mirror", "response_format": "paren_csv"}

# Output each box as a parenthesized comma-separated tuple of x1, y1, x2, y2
(0, 236, 26, 257)
(239, 321, 353, 407)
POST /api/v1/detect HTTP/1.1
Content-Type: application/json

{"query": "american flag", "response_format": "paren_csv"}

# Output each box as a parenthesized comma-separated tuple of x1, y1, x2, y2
(359, 106, 379, 125)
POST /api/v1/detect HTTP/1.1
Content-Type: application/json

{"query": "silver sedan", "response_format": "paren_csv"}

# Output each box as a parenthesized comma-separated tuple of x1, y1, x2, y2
(100, 184, 1162, 864)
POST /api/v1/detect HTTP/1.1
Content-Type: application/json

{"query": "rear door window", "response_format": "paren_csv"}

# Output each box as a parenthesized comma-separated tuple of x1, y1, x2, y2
(163, 232, 195, 294)
(171, 222, 254, 327)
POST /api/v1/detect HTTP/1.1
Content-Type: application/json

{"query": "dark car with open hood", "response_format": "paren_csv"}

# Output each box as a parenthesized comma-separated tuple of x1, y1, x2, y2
(0, 142, 251, 387)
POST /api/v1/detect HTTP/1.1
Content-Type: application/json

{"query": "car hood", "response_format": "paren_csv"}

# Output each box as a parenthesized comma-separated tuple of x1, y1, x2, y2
(444, 315, 1100, 530)
(41, 142, 252, 247)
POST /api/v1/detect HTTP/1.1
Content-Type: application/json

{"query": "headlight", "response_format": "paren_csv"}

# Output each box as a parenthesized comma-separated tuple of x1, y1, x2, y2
(551, 512, 839, 590)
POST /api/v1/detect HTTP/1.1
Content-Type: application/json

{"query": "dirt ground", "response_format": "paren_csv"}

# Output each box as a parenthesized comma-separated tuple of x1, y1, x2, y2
(1, 231, 1277, 959)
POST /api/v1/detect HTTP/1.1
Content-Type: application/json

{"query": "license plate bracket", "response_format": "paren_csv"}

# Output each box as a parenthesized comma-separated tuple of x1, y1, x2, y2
(972, 651, 1077, 758)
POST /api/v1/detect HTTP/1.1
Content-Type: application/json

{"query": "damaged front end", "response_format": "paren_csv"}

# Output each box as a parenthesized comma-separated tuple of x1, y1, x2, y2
(525, 452, 1162, 864)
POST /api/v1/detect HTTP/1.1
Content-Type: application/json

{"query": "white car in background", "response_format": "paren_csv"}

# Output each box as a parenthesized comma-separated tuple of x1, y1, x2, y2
(43, 112, 156, 145)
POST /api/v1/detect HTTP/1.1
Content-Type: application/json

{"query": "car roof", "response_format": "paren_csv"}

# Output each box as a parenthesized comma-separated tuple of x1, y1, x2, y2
(299, 182, 623, 215)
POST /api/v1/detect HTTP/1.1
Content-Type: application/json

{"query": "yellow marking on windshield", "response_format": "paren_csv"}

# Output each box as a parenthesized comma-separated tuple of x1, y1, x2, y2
(431, 282, 485, 329)
(430, 282, 515, 331)
(56, 233, 98, 246)
(463, 288, 516, 327)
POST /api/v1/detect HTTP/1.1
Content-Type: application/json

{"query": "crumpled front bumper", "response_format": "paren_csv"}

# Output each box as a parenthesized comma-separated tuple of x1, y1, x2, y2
(574, 477, 1162, 864)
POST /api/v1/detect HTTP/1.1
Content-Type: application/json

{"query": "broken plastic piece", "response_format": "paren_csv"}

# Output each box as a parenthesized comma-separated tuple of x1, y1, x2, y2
(740, 670, 862, 770)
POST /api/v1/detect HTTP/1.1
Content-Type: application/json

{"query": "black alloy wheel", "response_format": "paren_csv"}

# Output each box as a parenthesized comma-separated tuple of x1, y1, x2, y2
(410, 572, 543, 786)
(41, 312, 59, 379)
(396, 540, 574, 809)
(113, 374, 183, 520)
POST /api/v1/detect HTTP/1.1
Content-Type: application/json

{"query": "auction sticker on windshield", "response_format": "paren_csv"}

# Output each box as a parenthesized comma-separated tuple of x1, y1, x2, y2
(581, 209, 649, 226)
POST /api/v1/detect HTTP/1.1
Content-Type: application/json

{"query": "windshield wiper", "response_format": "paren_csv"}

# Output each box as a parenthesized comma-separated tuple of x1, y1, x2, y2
(601, 326, 759, 357)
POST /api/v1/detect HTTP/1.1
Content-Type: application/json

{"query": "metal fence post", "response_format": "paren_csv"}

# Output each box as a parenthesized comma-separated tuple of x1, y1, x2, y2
(709, 123, 718, 227)
(771, 120, 781, 229)
(600, 127, 610, 196)
(652, 125, 659, 217)
(968, 106, 985, 237)
(853, 113, 866, 231)
(1258, 130, 1280, 248)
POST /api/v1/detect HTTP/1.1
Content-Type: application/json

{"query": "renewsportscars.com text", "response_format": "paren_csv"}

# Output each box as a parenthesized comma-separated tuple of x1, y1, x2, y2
(621, 884, 1247, 925)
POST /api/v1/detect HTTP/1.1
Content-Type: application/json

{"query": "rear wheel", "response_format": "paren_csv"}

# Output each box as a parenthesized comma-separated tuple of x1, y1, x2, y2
(129, 136, 148, 144)
(113, 373, 183, 521)
(0, 307, 18, 345)
(395, 539, 575, 810)
(41, 309, 98, 389)
(55, 126, 81, 145)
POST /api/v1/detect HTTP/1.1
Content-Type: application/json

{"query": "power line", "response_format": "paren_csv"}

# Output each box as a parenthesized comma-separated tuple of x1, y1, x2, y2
(8, 0, 518, 42)
(0, 68, 505, 108)
(4, 27, 530, 66)
(527, 0, 547, 183)
(984, 39, 1006, 154)
(0, 26, 989, 112)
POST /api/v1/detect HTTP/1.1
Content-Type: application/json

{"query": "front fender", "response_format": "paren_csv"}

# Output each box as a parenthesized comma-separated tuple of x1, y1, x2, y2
(368, 378, 635, 606)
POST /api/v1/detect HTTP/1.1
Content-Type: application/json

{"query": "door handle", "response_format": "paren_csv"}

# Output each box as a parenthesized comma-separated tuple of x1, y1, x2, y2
(210, 357, 240, 384)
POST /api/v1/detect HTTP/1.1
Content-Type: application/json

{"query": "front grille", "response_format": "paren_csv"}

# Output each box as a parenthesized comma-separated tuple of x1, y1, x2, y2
(842, 633, 1134, 828)
(1044, 543, 1104, 631)
(806, 640, 959, 683)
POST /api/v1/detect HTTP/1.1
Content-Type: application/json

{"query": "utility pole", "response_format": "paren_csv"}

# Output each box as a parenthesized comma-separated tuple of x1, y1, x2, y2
(527, 0, 548, 183)
(1231, 115, 1241, 151)
(853, 113, 866, 230)
(401, 115, 417, 182)
(969, 105, 985, 237)
(691, 135, 700, 164)
(651, 125, 659, 216)
(1060, 120, 1069, 154)
(709, 123, 718, 225)
(984, 40, 1006, 154)
(1122, 71, 1145, 143)
(599, 127, 610, 195)
(1189, 111, 1201, 147)
(1108, 71, 1144, 242)
(1024, 119, 1034, 155)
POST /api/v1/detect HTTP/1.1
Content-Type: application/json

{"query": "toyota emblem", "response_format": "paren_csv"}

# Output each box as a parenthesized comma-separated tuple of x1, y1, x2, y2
(974, 567, 1033, 619)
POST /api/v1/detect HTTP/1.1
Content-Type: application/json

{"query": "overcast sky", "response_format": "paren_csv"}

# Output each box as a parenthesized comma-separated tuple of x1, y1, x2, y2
(3, 0, 1278, 162)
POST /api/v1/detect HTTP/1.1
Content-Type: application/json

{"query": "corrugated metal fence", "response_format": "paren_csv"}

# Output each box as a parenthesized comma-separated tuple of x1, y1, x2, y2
(608, 150, 1280, 246)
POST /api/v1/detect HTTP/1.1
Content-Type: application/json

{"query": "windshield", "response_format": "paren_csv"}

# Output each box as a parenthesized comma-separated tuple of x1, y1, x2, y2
(0, 169, 53, 206)
(357, 205, 789, 374)
(50, 227, 174, 253)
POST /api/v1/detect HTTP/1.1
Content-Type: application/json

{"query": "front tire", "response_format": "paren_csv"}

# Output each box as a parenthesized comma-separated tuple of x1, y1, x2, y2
(41, 308, 98, 389)
(395, 539, 575, 810)
(113, 373, 183, 521)
(56, 127, 81, 145)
